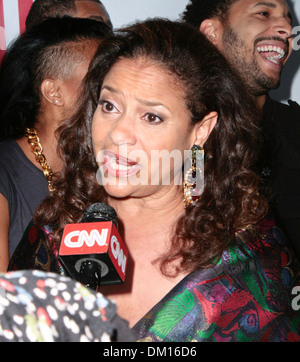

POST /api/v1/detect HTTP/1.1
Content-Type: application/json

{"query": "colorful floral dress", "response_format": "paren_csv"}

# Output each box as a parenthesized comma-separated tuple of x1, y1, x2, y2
(133, 222, 300, 342)
(8, 219, 300, 342)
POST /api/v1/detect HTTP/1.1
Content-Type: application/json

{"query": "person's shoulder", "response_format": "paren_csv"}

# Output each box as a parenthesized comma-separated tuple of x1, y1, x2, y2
(7, 221, 55, 272)
(235, 219, 291, 260)
(0, 140, 19, 151)
(267, 97, 300, 117)
(0, 140, 24, 164)
(0, 141, 21, 187)
(234, 219, 300, 283)
(287, 99, 300, 110)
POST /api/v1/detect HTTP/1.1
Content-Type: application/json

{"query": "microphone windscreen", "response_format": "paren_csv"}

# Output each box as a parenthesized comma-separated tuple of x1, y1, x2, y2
(81, 203, 118, 226)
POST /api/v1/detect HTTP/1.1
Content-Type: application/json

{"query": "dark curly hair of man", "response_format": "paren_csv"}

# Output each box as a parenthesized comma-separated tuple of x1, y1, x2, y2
(182, 0, 239, 27)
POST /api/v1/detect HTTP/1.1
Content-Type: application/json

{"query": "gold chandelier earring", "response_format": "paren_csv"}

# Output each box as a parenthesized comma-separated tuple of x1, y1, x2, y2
(183, 145, 204, 208)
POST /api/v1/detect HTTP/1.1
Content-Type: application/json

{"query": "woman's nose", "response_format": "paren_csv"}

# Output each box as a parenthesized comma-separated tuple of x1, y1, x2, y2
(108, 114, 137, 146)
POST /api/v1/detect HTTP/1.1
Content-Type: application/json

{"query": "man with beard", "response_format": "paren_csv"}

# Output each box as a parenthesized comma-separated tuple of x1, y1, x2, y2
(183, 0, 300, 260)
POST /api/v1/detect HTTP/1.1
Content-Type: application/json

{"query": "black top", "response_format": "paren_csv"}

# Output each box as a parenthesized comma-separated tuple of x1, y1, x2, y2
(0, 140, 49, 257)
(259, 97, 300, 260)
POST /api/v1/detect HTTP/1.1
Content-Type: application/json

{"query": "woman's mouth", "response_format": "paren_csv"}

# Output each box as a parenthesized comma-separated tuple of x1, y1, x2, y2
(103, 150, 141, 177)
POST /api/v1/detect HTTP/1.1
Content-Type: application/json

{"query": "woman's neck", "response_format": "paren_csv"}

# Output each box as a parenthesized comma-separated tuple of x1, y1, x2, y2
(33, 115, 63, 173)
(108, 186, 185, 247)
(101, 188, 188, 327)
(17, 115, 63, 174)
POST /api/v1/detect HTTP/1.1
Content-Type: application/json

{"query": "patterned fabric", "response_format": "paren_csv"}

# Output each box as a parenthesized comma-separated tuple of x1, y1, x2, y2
(0, 270, 136, 342)
(8, 219, 300, 342)
(8, 222, 64, 274)
(133, 221, 300, 342)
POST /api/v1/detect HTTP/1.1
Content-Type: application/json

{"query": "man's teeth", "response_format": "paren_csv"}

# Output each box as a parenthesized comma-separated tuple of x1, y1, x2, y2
(267, 57, 281, 64)
(257, 45, 285, 56)
(257, 45, 286, 64)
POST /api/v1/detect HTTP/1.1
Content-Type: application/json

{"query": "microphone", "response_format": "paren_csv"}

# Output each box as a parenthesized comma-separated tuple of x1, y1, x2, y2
(58, 203, 128, 290)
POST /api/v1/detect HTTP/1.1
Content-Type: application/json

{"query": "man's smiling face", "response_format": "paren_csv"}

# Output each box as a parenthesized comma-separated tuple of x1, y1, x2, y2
(216, 0, 293, 95)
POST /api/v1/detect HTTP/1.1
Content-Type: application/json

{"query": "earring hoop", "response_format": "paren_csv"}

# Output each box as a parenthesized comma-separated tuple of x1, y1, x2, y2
(183, 145, 204, 207)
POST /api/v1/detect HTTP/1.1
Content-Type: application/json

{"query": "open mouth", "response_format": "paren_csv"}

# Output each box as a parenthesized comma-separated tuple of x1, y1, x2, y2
(103, 150, 141, 177)
(257, 45, 286, 65)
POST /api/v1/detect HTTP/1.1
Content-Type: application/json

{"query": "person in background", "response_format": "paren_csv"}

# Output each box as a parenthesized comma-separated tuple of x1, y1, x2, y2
(9, 19, 300, 342)
(0, 17, 111, 271)
(25, 0, 113, 30)
(182, 0, 300, 261)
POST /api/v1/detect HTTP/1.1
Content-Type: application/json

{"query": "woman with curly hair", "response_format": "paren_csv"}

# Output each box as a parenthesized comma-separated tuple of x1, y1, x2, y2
(9, 19, 300, 342)
(0, 17, 110, 269)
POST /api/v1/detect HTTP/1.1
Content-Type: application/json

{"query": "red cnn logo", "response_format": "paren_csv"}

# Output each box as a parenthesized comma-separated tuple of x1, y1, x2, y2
(59, 221, 128, 281)
(64, 228, 108, 248)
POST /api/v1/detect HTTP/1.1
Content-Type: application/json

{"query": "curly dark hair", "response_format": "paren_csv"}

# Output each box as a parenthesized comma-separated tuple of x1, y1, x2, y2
(34, 18, 268, 276)
(0, 17, 111, 141)
(182, 0, 239, 27)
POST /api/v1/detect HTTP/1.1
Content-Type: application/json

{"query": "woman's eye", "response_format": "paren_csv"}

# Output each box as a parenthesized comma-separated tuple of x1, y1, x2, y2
(258, 11, 269, 17)
(99, 100, 116, 113)
(144, 113, 163, 123)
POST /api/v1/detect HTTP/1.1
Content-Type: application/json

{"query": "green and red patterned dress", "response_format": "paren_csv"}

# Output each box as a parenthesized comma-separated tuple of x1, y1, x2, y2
(8, 219, 300, 342)
(133, 221, 300, 342)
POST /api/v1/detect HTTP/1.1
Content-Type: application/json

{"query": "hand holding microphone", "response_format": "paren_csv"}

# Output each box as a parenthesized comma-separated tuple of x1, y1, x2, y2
(58, 203, 128, 290)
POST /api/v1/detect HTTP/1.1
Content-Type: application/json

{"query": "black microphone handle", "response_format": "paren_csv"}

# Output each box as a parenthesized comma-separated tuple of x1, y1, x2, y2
(78, 259, 102, 290)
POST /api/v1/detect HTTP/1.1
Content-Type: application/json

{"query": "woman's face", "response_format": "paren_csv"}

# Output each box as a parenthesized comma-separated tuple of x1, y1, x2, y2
(92, 57, 198, 200)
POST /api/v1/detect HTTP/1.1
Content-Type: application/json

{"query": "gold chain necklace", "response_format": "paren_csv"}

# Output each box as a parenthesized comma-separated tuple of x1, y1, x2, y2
(25, 128, 55, 193)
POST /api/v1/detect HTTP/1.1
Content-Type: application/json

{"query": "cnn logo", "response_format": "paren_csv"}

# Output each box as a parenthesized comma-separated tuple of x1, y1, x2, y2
(111, 235, 127, 275)
(64, 228, 108, 248)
